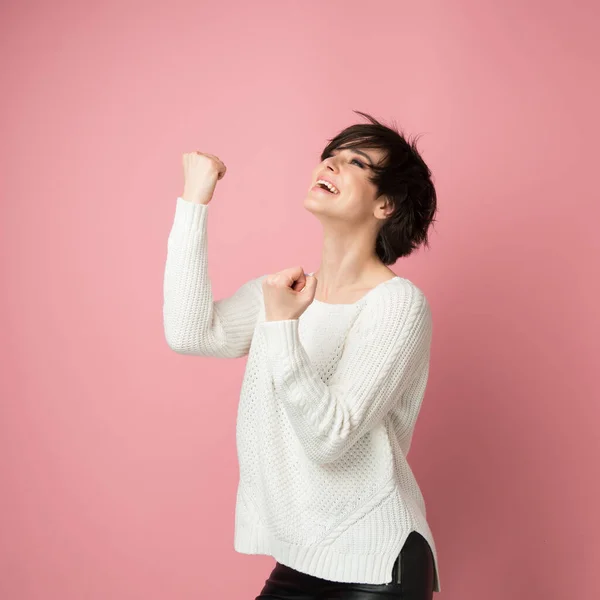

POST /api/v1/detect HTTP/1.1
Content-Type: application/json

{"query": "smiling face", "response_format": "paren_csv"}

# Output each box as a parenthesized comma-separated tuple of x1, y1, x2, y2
(304, 146, 392, 224)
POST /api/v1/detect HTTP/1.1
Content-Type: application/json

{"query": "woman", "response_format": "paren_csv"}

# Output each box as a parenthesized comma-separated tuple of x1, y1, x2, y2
(163, 111, 440, 599)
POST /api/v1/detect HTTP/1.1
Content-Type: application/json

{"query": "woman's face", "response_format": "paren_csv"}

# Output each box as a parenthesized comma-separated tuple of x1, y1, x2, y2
(304, 146, 390, 223)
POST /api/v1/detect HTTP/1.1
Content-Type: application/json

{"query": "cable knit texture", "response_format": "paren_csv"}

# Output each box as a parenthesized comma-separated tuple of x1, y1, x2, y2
(163, 197, 441, 592)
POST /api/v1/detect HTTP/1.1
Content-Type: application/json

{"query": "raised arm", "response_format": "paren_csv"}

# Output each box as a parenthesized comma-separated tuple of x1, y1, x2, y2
(163, 196, 266, 358)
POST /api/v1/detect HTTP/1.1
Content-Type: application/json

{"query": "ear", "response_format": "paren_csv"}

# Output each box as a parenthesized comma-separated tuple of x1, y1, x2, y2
(375, 197, 394, 220)
(383, 199, 395, 218)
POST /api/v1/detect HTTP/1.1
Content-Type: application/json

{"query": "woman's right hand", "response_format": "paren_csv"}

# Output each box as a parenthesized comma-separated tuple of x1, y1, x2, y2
(181, 151, 227, 205)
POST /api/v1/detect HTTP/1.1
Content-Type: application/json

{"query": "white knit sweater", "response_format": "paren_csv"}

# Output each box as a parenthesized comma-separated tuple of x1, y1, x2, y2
(163, 197, 441, 592)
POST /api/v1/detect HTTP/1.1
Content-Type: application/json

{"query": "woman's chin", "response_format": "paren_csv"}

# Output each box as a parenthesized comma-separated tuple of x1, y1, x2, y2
(303, 189, 338, 211)
(303, 193, 327, 213)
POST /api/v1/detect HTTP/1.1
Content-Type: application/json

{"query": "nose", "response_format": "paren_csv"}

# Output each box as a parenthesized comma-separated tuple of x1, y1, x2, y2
(323, 156, 339, 173)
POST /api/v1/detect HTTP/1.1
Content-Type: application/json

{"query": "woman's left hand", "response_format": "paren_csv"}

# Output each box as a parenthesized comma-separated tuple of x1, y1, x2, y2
(263, 266, 318, 322)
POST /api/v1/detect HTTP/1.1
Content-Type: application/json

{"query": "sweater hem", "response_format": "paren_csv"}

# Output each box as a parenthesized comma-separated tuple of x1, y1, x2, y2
(233, 509, 441, 592)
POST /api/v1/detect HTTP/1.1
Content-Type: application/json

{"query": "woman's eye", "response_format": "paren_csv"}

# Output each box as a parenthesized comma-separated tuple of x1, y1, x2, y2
(320, 152, 365, 168)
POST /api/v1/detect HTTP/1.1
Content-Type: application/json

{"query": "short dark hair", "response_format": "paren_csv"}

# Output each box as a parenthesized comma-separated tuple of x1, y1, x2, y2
(320, 110, 438, 265)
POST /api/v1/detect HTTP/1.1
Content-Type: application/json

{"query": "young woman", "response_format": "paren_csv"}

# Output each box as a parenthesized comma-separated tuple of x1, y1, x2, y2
(163, 111, 440, 599)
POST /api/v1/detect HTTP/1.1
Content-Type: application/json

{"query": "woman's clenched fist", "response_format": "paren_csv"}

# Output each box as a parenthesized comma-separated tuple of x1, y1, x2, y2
(262, 267, 318, 322)
(181, 151, 227, 205)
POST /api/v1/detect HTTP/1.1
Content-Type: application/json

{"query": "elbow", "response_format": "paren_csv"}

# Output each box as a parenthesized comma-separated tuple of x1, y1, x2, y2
(163, 329, 201, 355)
(165, 337, 191, 355)
(163, 319, 185, 353)
(164, 332, 248, 359)
(163, 323, 211, 356)
(301, 412, 358, 465)
(305, 440, 346, 465)
(304, 421, 383, 465)
(164, 328, 187, 354)
(166, 342, 189, 355)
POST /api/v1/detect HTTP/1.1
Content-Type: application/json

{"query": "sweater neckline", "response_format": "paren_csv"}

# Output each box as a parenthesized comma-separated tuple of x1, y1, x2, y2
(307, 273, 403, 308)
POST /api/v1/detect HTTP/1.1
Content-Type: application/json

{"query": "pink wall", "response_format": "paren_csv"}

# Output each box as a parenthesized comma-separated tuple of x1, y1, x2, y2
(1, 0, 598, 598)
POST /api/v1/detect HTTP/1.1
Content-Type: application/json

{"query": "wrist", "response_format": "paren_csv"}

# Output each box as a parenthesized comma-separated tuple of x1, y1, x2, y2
(181, 189, 212, 205)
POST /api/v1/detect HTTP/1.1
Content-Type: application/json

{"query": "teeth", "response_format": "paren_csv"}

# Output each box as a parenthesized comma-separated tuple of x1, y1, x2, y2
(316, 179, 339, 194)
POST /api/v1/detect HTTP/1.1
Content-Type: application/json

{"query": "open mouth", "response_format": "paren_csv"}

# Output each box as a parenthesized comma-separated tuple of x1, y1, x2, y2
(313, 179, 340, 195)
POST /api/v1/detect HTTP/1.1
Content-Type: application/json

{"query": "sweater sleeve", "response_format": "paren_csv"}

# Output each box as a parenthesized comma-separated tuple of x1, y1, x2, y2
(257, 283, 432, 464)
(163, 197, 266, 358)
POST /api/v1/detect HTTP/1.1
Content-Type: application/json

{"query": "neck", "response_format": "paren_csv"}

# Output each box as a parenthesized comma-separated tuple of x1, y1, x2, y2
(313, 239, 385, 294)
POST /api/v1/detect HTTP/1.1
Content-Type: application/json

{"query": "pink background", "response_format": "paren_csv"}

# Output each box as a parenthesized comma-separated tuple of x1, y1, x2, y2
(2, 0, 599, 598)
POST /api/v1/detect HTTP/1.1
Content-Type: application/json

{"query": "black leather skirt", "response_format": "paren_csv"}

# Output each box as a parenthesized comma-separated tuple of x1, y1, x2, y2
(255, 531, 435, 599)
